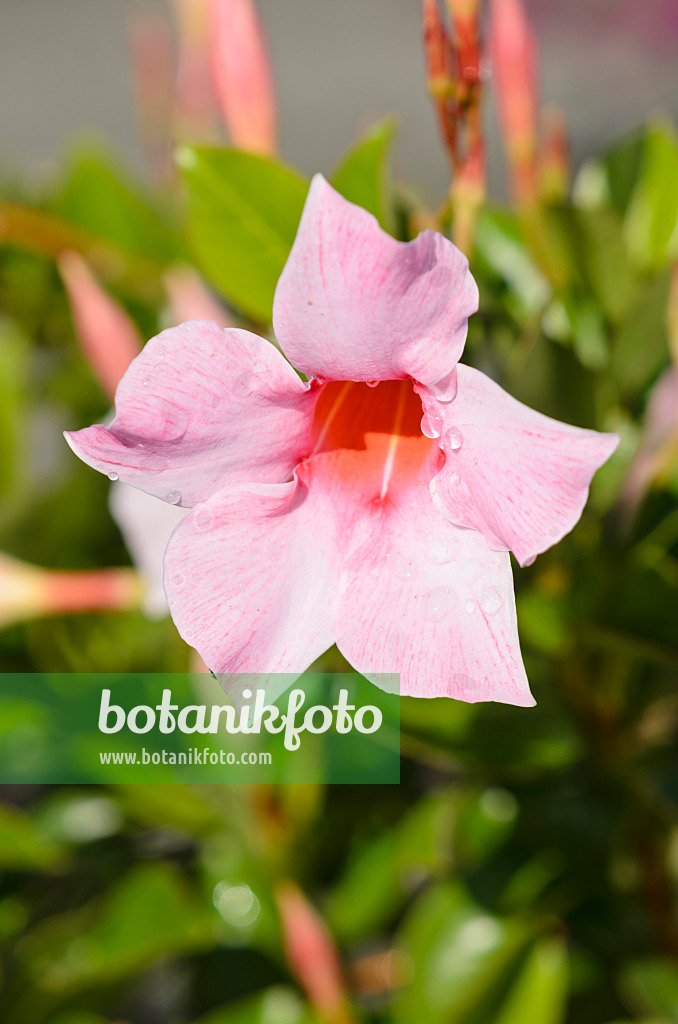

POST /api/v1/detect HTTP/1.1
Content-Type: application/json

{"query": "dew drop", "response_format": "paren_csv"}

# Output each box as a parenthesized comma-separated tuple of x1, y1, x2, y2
(107, 472, 119, 482)
(480, 586, 503, 616)
(462, 558, 482, 580)
(421, 408, 443, 439)
(523, 554, 537, 567)
(366, 379, 379, 388)
(251, 362, 266, 374)
(194, 508, 215, 533)
(428, 537, 454, 564)
(425, 586, 453, 621)
(441, 427, 463, 451)
(465, 599, 476, 614)
(428, 367, 458, 403)
(167, 490, 181, 505)
(142, 378, 151, 387)
(171, 572, 185, 587)
(447, 471, 462, 488)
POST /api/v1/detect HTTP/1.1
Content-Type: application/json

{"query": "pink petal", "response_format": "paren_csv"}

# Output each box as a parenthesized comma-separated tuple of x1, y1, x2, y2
(208, 0, 277, 154)
(273, 176, 478, 392)
(59, 251, 142, 399)
(165, 400, 532, 705)
(163, 476, 339, 672)
(426, 365, 619, 566)
(65, 321, 318, 507)
(330, 452, 533, 704)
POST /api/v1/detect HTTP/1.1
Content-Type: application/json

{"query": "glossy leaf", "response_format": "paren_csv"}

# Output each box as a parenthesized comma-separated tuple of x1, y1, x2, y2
(331, 119, 397, 231)
(625, 121, 678, 270)
(177, 145, 309, 321)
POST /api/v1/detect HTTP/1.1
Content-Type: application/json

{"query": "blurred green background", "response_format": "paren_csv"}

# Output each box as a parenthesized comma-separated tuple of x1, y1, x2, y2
(1, 1, 678, 1022)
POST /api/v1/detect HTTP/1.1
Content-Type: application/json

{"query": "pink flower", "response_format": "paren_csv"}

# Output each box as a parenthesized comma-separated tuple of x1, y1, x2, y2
(65, 178, 617, 704)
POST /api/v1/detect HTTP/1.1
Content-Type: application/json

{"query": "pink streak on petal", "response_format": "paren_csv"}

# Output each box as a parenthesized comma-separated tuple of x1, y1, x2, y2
(163, 265, 234, 326)
(273, 175, 478, 386)
(427, 364, 619, 567)
(163, 476, 338, 672)
(65, 322, 318, 507)
(59, 251, 143, 400)
(208, 0, 277, 155)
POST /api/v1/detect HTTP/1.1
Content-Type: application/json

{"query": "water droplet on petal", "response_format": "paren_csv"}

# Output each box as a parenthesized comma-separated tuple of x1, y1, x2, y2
(428, 537, 454, 564)
(462, 558, 482, 581)
(465, 599, 476, 614)
(441, 427, 463, 451)
(251, 362, 266, 374)
(194, 508, 216, 533)
(366, 379, 379, 388)
(428, 367, 458, 403)
(421, 408, 443, 439)
(107, 472, 119, 481)
(167, 490, 181, 505)
(480, 587, 503, 616)
(142, 378, 151, 387)
(425, 586, 454, 621)
(523, 554, 537, 567)
(171, 572, 185, 587)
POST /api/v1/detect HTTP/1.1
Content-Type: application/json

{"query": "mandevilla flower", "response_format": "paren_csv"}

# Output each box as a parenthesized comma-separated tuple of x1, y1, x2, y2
(65, 178, 617, 704)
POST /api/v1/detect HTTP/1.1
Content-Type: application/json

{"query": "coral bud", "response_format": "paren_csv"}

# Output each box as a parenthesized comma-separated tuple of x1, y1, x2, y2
(489, 0, 538, 203)
(172, 0, 219, 141)
(164, 265, 233, 326)
(275, 881, 353, 1023)
(208, 0, 277, 154)
(129, 12, 175, 179)
(0, 552, 143, 630)
(58, 251, 142, 399)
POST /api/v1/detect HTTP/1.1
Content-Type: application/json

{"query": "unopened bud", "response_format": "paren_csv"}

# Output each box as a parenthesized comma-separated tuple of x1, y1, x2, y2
(58, 252, 142, 399)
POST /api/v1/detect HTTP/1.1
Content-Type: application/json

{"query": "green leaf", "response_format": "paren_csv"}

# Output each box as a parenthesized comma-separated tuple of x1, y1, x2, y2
(20, 863, 214, 995)
(54, 151, 177, 264)
(393, 883, 532, 1024)
(609, 267, 672, 398)
(625, 121, 678, 270)
(331, 118, 397, 231)
(193, 987, 318, 1024)
(620, 958, 678, 1022)
(0, 802, 65, 871)
(492, 937, 569, 1024)
(177, 145, 309, 322)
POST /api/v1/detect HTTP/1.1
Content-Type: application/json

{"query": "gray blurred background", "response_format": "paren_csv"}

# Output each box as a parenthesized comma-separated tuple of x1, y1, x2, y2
(0, 0, 677, 200)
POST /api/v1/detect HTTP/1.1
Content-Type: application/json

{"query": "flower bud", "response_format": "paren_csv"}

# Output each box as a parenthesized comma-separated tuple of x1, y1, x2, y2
(275, 881, 353, 1023)
(0, 552, 143, 630)
(58, 251, 142, 399)
(208, 0, 277, 155)
(489, 0, 538, 203)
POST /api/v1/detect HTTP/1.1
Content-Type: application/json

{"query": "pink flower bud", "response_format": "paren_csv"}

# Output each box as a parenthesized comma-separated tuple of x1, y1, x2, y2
(172, 0, 219, 142)
(129, 12, 175, 179)
(538, 106, 570, 202)
(275, 881, 353, 1023)
(163, 264, 233, 326)
(58, 251, 142, 399)
(208, 0, 277, 155)
(0, 552, 142, 630)
(489, 0, 538, 203)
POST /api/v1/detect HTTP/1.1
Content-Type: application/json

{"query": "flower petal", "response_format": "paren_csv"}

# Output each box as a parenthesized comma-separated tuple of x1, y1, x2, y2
(165, 386, 532, 705)
(65, 321, 318, 507)
(426, 364, 619, 566)
(163, 476, 339, 672)
(273, 176, 478, 389)
(329, 453, 532, 704)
